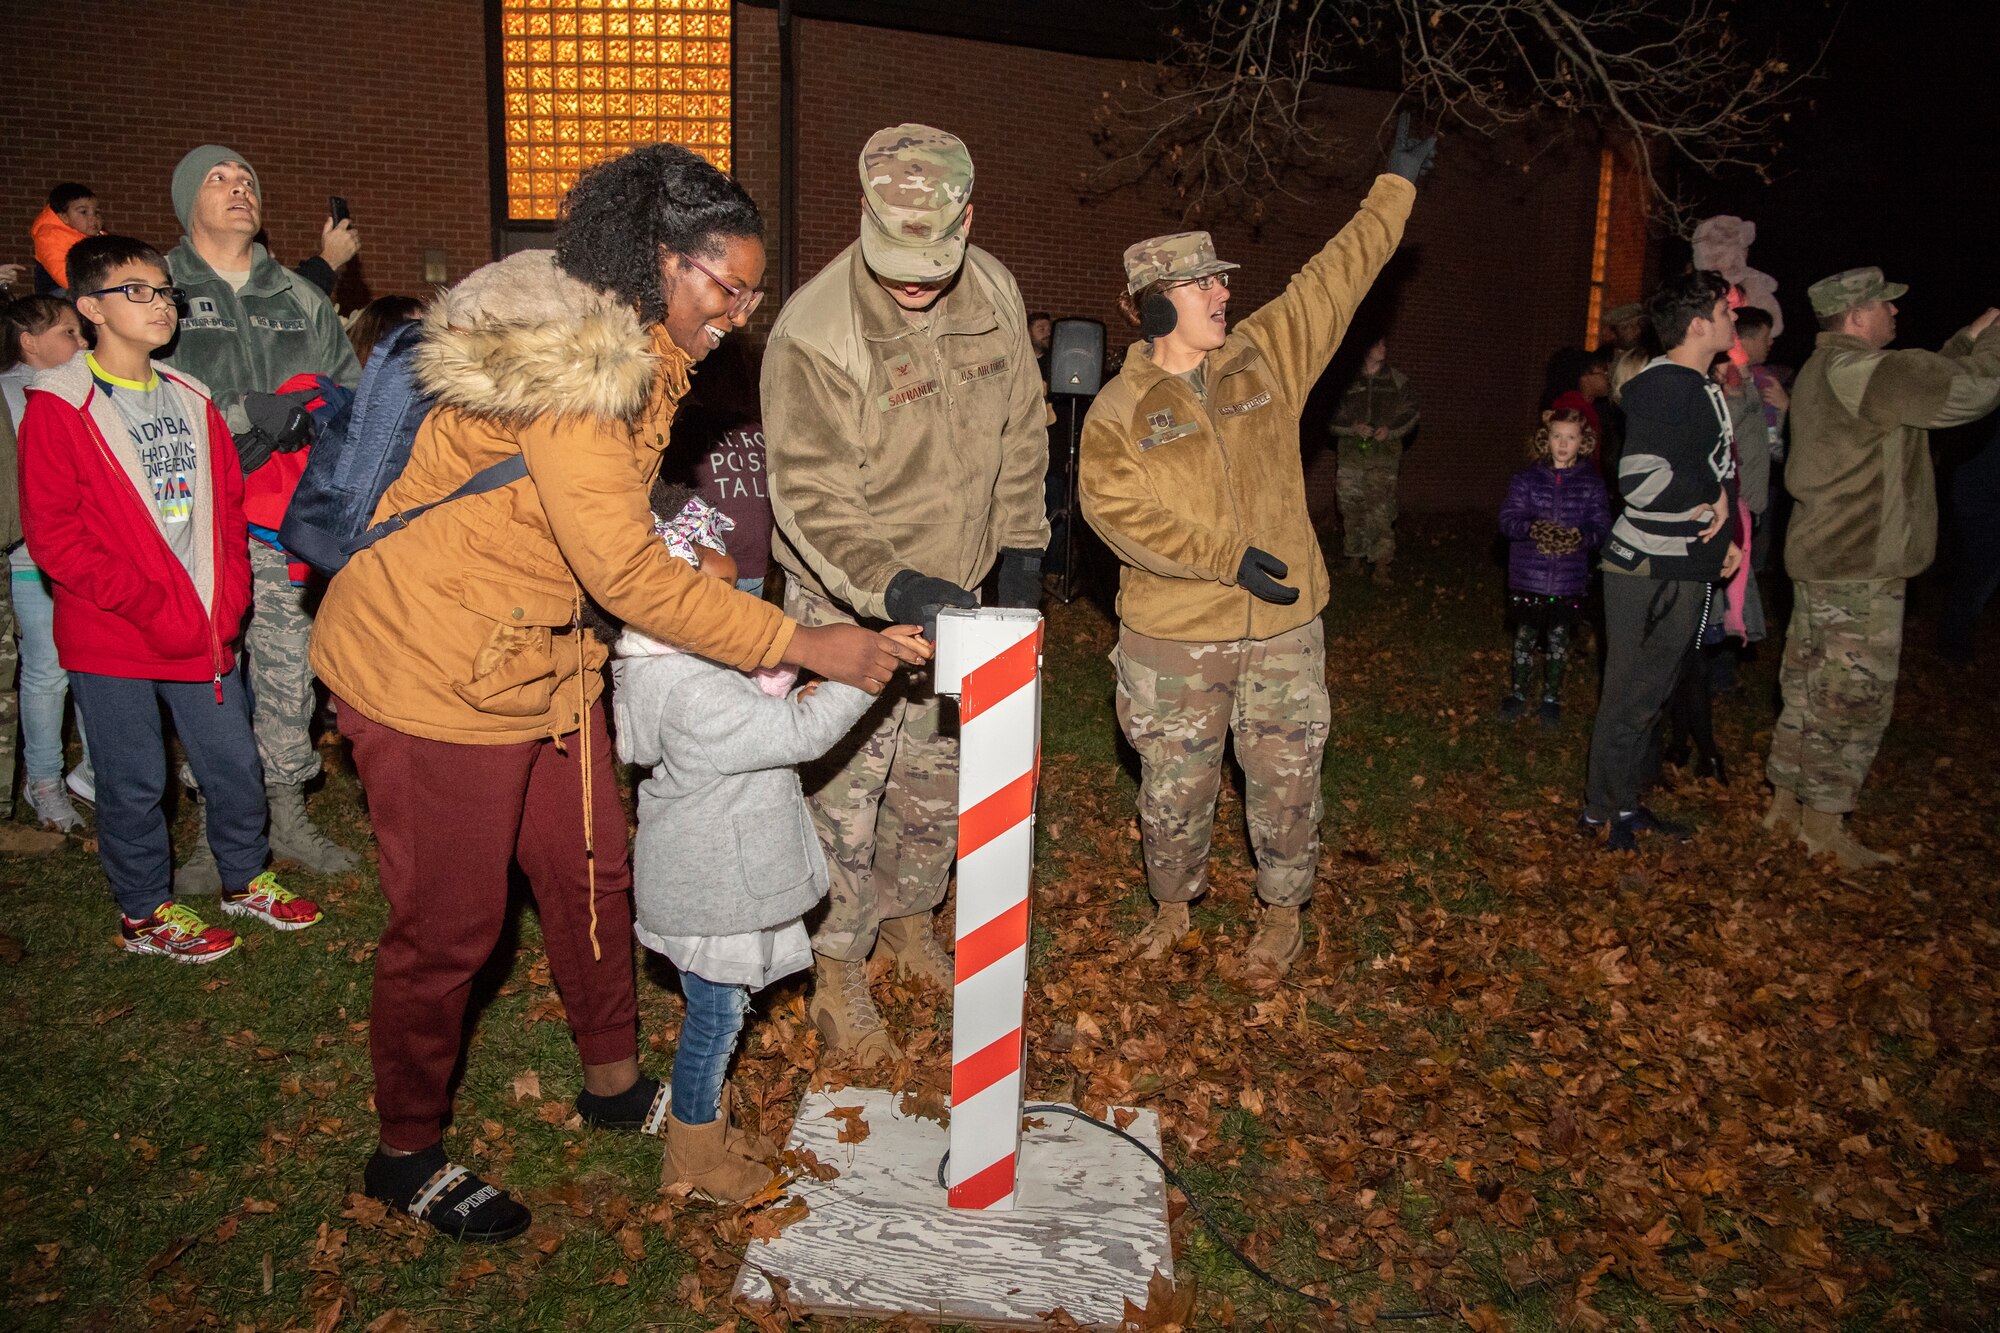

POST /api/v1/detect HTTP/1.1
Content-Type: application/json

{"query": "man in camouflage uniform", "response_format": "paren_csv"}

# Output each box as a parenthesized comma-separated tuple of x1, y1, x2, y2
(164, 146, 361, 889)
(1765, 268, 2000, 867)
(1330, 338, 1418, 583)
(762, 124, 1049, 1063)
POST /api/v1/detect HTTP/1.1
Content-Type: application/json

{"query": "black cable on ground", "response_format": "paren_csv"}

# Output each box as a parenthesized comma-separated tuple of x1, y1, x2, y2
(938, 1104, 1716, 1321)
(937, 1103, 1455, 1320)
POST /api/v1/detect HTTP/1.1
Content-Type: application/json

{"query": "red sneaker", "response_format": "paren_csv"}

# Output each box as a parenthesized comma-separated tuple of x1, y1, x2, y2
(121, 901, 238, 963)
(220, 871, 324, 931)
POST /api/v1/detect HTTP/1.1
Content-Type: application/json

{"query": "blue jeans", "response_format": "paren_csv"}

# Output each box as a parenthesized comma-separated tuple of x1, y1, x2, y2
(735, 576, 766, 600)
(69, 666, 268, 919)
(10, 570, 91, 783)
(670, 970, 750, 1125)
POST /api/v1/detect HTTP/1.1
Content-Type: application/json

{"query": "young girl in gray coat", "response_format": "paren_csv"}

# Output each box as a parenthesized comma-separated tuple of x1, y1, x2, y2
(613, 494, 927, 1202)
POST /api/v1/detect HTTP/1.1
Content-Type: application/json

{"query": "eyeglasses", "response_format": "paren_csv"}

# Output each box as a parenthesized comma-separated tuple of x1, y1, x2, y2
(85, 283, 186, 307)
(680, 255, 764, 319)
(1166, 273, 1230, 293)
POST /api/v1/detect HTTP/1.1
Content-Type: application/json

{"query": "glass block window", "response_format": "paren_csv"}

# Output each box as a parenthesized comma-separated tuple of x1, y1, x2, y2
(498, 0, 733, 222)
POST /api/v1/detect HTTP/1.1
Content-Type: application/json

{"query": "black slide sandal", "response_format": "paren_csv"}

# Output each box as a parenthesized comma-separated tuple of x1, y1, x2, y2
(367, 1150, 532, 1243)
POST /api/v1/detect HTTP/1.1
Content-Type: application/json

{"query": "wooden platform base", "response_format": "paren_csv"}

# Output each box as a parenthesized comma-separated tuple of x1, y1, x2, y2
(733, 1088, 1172, 1329)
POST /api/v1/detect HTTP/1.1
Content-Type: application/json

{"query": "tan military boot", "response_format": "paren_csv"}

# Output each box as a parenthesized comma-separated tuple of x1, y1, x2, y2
(664, 1095, 780, 1205)
(1243, 903, 1304, 982)
(1798, 806, 1899, 871)
(1761, 786, 1802, 836)
(874, 913, 954, 991)
(1371, 553, 1394, 585)
(1131, 900, 1192, 961)
(808, 954, 901, 1066)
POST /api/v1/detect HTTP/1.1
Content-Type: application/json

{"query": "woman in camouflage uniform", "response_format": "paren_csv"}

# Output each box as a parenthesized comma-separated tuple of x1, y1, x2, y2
(1078, 121, 1434, 983)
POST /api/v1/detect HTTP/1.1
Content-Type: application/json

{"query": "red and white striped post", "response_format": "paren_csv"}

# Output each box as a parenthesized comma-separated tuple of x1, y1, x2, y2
(933, 607, 1043, 1211)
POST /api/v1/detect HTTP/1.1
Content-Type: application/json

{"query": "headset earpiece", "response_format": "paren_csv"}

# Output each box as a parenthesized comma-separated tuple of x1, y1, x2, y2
(1139, 291, 1178, 340)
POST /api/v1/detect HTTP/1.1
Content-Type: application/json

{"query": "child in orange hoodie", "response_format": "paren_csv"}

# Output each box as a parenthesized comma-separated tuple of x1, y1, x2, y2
(30, 184, 104, 294)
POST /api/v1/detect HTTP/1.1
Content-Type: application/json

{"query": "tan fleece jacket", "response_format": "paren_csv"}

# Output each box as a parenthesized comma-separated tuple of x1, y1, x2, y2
(1080, 175, 1415, 642)
(761, 241, 1050, 622)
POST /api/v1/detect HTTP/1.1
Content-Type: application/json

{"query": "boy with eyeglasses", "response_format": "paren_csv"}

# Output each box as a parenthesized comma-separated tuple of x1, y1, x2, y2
(14, 234, 323, 960)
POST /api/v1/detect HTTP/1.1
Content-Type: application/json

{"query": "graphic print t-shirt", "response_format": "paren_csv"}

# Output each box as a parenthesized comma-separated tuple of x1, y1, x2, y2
(92, 358, 201, 579)
(694, 423, 772, 579)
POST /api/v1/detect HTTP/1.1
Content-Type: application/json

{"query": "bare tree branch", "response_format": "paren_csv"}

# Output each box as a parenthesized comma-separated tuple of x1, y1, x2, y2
(1091, 0, 1835, 233)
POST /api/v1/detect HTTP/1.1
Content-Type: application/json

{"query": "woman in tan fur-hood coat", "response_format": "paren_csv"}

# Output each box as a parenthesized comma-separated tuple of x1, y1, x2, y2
(310, 145, 868, 1241)
(311, 246, 792, 744)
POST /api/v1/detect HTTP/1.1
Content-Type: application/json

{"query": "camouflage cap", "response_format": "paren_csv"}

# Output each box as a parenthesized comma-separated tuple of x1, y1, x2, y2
(858, 123, 974, 284)
(1604, 302, 1645, 327)
(1122, 231, 1240, 295)
(1809, 266, 1908, 318)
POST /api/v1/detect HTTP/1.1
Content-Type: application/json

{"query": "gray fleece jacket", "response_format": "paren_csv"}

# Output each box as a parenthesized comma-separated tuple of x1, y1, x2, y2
(612, 651, 873, 940)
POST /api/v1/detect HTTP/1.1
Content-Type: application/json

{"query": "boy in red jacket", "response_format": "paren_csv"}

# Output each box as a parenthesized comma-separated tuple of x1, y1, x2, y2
(16, 236, 323, 960)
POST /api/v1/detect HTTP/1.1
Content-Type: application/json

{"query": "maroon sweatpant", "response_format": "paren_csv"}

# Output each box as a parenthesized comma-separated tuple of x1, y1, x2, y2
(339, 699, 638, 1152)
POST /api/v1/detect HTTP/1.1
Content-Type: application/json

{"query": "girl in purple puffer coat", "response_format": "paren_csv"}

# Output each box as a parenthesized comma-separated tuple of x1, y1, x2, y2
(1497, 409, 1612, 725)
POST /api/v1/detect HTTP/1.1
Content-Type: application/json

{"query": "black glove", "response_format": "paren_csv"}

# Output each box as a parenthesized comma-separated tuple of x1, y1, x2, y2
(232, 427, 276, 476)
(883, 569, 978, 640)
(1385, 111, 1437, 185)
(996, 547, 1043, 609)
(243, 391, 314, 454)
(1236, 546, 1300, 605)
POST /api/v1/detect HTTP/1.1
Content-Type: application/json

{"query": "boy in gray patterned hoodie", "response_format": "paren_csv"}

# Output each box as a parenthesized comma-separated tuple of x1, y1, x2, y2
(612, 495, 927, 1201)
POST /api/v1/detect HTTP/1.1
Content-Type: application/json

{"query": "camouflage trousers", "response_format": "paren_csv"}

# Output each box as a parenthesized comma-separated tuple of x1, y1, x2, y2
(1766, 578, 1905, 814)
(1112, 619, 1330, 907)
(0, 581, 17, 820)
(787, 582, 959, 963)
(244, 542, 321, 787)
(1336, 441, 1402, 563)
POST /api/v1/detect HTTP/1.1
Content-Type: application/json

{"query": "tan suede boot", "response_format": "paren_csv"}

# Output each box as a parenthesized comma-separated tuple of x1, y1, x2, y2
(874, 913, 953, 991)
(1131, 900, 1192, 961)
(664, 1097, 779, 1204)
(1243, 903, 1304, 980)
(1761, 786, 1802, 836)
(808, 954, 902, 1066)
(1799, 806, 1899, 871)
(718, 1083, 776, 1161)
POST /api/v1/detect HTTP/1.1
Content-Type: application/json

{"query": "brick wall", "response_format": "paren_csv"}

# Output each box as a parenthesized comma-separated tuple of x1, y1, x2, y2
(1600, 148, 1655, 329)
(1, 1, 1638, 510)
(0, 0, 490, 302)
(757, 11, 1625, 512)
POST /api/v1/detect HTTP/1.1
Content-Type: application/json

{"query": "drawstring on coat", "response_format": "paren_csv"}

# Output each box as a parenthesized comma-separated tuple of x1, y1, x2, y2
(551, 590, 602, 962)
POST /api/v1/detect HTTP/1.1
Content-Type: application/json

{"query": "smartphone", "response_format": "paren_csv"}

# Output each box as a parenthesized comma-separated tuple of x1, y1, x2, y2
(329, 195, 351, 225)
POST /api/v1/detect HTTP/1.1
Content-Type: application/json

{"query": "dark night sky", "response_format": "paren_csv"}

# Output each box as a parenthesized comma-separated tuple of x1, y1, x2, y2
(1692, 0, 1999, 365)
(786, 0, 1989, 365)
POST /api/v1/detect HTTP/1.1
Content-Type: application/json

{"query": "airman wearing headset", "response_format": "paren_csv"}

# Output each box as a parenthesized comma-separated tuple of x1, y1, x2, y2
(1078, 118, 1436, 982)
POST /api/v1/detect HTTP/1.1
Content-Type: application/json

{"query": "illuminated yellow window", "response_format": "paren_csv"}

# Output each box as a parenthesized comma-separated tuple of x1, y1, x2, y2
(496, 0, 732, 222)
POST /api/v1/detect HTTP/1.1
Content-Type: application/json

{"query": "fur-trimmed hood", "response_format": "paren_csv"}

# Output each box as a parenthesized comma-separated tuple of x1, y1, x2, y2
(414, 249, 683, 428)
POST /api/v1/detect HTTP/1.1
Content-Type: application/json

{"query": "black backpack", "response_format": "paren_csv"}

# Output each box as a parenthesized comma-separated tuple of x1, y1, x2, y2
(279, 321, 526, 574)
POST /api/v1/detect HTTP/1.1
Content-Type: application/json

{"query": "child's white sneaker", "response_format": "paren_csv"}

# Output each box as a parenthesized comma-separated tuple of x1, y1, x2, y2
(25, 777, 84, 833)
